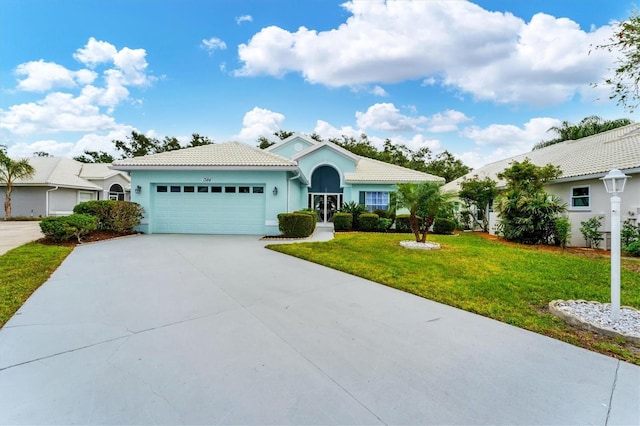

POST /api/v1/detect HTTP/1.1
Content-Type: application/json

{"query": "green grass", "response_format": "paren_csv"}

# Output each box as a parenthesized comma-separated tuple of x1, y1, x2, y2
(267, 232, 640, 364)
(0, 243, 73, 327)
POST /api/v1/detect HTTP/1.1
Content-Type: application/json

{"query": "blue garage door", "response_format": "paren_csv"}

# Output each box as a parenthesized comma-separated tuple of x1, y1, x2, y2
(152, 184, 265, 234)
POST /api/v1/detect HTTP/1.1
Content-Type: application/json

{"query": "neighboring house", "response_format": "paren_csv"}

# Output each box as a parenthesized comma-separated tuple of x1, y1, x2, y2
(0, 157, 131, 218)
(443, 123, 640, 249)
(111, 134, 443, 235)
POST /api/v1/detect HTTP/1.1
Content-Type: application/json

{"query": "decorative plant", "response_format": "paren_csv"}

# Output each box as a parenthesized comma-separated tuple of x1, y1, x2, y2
(579, 216, 604, 249)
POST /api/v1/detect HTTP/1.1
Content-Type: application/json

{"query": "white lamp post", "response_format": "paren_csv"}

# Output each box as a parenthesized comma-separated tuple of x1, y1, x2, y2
(601, 168, 629, 322)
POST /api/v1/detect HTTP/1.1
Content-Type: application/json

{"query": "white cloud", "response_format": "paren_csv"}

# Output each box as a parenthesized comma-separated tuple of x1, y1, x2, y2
(7, 140, 76, 158)
(461, 117, 561, 160)
(15, 60, 97, 92)
(370, 85, 387, 96)
(426, 110, 472, 133)
(201, 37, 227, 54)
(313, 120, 362, 141)
(73, 37, 118, 67)
(236, 15, 253, 25)
(235, 1, 616, 106)
(355, 103, 426, 132)
(233, 107, 285, 142)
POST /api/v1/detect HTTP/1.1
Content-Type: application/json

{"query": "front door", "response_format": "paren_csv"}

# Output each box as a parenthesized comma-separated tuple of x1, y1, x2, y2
(309, 193, 342, 223)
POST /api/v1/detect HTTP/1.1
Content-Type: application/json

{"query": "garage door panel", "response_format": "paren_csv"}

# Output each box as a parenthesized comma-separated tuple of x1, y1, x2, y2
(152, 185, 266, 235)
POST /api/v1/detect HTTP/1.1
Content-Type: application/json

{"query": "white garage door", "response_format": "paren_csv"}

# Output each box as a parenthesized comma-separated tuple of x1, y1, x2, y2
(152, 184, 266, 234)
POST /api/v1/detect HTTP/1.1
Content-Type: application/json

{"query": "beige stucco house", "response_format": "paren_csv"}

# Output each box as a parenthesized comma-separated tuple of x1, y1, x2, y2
(0, 157, 131, 218)
(444, 123, 640, 249)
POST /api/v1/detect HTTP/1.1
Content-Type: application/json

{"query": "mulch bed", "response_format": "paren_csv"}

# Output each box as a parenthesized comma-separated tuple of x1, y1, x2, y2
(37, 231, 138, 247)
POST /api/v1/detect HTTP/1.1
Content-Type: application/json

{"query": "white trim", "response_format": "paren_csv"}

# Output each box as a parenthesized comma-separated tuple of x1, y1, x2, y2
(110, 165, 298, 171)
(569, 185, 591, 211)
(265, 220, 278, 226)
(308, 163, 345, 188)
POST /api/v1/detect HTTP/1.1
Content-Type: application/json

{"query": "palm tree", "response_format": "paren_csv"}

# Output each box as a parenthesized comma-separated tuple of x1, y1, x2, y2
(0, 151, 35, 219)
(392, 181, 448, 243)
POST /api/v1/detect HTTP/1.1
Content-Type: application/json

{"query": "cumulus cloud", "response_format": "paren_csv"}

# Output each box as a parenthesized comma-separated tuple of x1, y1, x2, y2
(73, 37, 118, 67)
(356, 103, 426, 132)
(462, 117, 560, 148)
(314, 120, 362, 141)
(233, 107, 285, 142)
(236, 15, 253, 25)
(370, 85, 387, 96)
(234, 1, 616, 106)
(201, 37, 227, 54)
(426, 110, 472, 133)
(15, 60, 97, 92)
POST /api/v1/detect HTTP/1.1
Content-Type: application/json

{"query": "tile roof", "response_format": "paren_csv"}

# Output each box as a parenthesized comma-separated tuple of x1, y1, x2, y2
(15, 158, 102, 190)
(443, 123, 640, 192)
(347, 157, 445, 184)
(111, 142, 297, 168)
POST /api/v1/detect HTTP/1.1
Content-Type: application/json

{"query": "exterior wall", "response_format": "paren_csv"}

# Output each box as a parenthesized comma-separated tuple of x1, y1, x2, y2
(129, 169, 289, 235)
(0, 187, 47, 218)
(49, 188, 95, 216)
(296, 148, 357, 189)
(347, 183, 398, 207)
(93, 174, 131, 201)
(269, 137, 315, 159)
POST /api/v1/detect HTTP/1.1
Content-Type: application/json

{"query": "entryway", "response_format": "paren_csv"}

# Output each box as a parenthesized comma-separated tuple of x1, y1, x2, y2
(308, 193, 342, 223)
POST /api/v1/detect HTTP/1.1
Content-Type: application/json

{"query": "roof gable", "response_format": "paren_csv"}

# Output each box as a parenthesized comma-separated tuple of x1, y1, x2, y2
(292, 141, 360, 163)
(264, 133, 317, 157)
(13, 157, 102, 190)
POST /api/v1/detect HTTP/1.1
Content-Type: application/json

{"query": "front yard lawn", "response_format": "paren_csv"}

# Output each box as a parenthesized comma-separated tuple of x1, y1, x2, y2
(267, 232, 640, 365)
(0, 243, 73, 327)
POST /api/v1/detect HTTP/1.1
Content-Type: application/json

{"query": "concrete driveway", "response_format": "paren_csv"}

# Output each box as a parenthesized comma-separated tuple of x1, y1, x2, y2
(0, 235, 638, 425)
(0, 221, 43, 255)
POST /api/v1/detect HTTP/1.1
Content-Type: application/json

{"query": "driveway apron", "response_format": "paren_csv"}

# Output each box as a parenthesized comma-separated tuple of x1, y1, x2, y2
(0, 234, 638, 425)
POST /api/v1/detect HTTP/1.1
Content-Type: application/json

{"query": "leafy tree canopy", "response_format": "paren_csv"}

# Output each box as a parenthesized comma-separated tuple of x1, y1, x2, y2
(594, 10, 640, 112)
(532, 115, 633, 150)
(33, 151, 51, 157)
(73, 150, 115, 164)
(458, 176, 498, 232)
(113, 131, 214, 159)
(497, 158, 562, 193)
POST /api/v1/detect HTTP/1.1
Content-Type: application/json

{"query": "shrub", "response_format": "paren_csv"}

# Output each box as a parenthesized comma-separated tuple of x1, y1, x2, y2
(294, 209, 319, 222)
(377, 217, 393, 232)
(340, 201, 367, 229)
(74, 200, 143, 233)
(395, 214, 423, 233)
(623, 241, 640, 257)
(358, 213, 379, 232)
(622, 218, 640, 247)
(333, 212, 353, 231)
(40, 214, 98, 242)
(554, 217, 571, 249)
(433, 218, 456, 235)
(373, 209, 390, 219)
(580, 216, 604, 249)
(277, 213, 316, 238)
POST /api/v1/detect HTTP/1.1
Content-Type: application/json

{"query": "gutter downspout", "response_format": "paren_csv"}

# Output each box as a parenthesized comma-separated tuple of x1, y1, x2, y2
(287, 173, 301, 212)
(45, 185, 59, 217)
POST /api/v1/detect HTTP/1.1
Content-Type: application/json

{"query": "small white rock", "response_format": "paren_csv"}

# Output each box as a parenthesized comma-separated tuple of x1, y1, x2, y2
(399, 240, 441, 250)
(554, 300, 640, 338)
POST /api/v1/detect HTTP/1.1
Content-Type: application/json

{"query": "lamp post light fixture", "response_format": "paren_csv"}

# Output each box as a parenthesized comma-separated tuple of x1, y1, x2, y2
(273, 186, 278, 196)
(601, 168, 629, 322)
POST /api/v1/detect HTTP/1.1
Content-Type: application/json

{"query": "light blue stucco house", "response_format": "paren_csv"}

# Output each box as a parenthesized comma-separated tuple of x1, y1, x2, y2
(111, 134, 443, 235)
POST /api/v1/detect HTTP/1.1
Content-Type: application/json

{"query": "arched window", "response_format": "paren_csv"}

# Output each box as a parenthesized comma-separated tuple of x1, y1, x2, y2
(109, 183, 125, 201)
(310, 165, 341, 193)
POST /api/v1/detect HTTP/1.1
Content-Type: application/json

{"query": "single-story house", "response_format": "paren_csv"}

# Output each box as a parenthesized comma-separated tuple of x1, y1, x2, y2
(0, 157, 131, 218)
(111, 133, 444, 235)
(443, 123, 640, 249)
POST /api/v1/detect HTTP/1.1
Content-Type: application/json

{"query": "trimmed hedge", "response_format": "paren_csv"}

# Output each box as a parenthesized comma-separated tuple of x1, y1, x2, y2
(395, 214, 423, 233)
(333, 212, 353, 231)
(293, 209, 319, 222)
(277, 213, 316, 238)
(73, 200, 144, 233)
(433, 218, 456, 235)
(358, 213, 380, 232)
(378, 217, 393, 232)
(624, 241, 640, 257)
(40, 214, 98, 242)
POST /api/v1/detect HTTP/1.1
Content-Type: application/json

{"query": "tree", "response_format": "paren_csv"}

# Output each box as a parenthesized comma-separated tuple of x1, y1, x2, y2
(533, 115, 633, 150)
(0, 150, 36, 219)
(494, 159, 566, 245)
(391, 181, 448, 243)
(187, 133, 213, 147)
(274, 130, 294, 140)
(114, 131, 163, 158)
(458, 176, 498, 232)
(594, 11, 640, 112)
(160, 136, 182, 152)
(423, 150, 472, 182)
(73, 150, 115, 163)
(33, 151, 51, 157)
(258, 136, 276, 149)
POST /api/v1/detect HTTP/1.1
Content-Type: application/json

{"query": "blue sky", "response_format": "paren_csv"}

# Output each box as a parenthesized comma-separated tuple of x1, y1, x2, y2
(0, 0, 636, 168)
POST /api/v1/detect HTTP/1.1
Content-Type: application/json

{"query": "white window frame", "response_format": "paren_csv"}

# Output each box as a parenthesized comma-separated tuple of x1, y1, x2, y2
(77, 191, 95, 204)
(570, 185, 590, 210)
(364, 191, 390, 212)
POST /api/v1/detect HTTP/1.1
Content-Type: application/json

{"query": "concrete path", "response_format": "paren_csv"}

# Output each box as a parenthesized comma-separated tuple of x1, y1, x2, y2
(0, 221, 43, 255)
(0, 234, 638, 425)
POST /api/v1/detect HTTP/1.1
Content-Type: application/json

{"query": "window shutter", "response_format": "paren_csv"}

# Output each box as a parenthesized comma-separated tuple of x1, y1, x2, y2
(359, 191, 366, 205)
